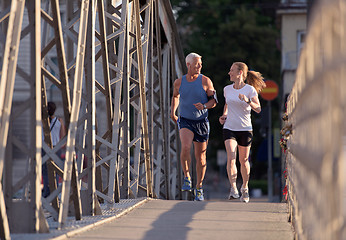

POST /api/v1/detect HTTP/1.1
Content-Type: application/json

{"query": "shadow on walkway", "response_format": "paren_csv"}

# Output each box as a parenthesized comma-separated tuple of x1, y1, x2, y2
(142, 201, 207, 240)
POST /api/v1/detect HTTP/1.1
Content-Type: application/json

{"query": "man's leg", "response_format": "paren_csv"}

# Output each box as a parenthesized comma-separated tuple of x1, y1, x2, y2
(193, 141, 208, 189)
(179, 128, 194, 179)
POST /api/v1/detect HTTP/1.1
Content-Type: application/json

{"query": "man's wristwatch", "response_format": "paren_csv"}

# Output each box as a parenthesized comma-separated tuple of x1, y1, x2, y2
(203, 104, 207, 109)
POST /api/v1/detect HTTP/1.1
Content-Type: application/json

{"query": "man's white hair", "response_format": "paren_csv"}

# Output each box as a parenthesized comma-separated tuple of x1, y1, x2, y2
(185, 53, 202, 64)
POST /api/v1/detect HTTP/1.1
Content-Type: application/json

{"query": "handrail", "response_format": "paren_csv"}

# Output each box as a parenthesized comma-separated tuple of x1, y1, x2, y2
(282, 0, 346, 239)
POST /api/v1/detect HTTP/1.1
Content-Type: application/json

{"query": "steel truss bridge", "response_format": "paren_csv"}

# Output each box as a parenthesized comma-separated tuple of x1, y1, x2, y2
(2, 0, 346, 239)
(0, 0, 186, 238)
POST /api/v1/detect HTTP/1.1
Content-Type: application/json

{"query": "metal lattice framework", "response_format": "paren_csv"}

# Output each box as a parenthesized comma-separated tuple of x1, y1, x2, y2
(0, 0, 185, 237)
(282, 0, 346, 239)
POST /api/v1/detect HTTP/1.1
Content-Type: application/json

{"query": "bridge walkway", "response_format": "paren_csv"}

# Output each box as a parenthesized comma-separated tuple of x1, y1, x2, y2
(60, 198, 293, 240)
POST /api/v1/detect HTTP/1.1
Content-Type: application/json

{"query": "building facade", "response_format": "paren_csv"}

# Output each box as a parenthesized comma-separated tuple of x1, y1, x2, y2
(277, 0, 307, 105)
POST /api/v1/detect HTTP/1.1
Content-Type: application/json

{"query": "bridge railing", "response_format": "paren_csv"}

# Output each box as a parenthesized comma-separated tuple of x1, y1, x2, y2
(283, 0, 346, 239)
(0, 0, 185, 238)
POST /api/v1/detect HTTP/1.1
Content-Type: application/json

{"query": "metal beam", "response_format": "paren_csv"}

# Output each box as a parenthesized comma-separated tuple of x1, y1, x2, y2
(134, 0, 152, 197)
(0, 0, 26, 237)
(58, 0, 90, 228)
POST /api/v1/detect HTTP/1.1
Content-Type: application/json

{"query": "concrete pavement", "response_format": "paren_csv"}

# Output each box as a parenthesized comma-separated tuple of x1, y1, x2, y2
(65, 198, 294, 240)
(10, 170, 294, 240)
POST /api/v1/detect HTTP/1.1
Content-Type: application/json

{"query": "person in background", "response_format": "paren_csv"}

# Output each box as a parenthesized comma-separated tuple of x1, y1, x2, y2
(171, 53, 217, 201)
(42, 101, 66, 198)
(219, 62, 266, 203)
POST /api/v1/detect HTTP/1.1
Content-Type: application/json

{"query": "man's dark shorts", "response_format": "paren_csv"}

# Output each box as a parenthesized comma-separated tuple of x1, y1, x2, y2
(223, 129, 253, 147)
(178, 117, 210, 142)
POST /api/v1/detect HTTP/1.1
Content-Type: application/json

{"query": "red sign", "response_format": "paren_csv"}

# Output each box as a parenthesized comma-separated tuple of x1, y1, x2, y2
(260, 80, 279, 101)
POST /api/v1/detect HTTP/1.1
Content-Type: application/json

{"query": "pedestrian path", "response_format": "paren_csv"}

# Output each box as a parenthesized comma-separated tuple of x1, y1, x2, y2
(11, 198, 148, 240)
(10, 169, 293, 240)
(62, 198, 294, 240)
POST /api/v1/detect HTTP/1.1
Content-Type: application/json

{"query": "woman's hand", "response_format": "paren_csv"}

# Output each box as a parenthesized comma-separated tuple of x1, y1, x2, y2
(238, 93, 249, 103)
(219, 115, 227, 125)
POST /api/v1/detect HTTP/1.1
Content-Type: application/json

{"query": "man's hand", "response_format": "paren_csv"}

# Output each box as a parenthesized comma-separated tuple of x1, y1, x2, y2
(171, 114, 178, 123)
(193, 102, 204, 110)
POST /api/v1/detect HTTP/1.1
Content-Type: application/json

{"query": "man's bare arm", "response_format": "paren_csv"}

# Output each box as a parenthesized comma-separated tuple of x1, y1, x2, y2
(205, 77, 217, 109)
(170, 78, 181, 123)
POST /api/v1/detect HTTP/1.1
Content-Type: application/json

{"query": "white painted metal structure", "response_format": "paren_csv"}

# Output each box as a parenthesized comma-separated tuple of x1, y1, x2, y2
(0, 0, 185, 237)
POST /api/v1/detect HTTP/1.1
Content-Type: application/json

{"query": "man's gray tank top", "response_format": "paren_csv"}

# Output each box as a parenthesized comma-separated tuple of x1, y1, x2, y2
(179, 74, 208, 120)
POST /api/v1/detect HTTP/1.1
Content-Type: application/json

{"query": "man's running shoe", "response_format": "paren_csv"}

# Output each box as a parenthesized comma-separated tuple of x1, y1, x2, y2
(228, 186, 240, 199)
(181, 177, 192, 191)
(194, 188, 204, 201)
(240, 187, 250, 203)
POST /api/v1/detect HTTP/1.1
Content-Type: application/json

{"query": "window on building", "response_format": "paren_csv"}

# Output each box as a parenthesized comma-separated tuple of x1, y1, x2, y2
(297, 30, 306, 57)
(281, 0, 307, 4)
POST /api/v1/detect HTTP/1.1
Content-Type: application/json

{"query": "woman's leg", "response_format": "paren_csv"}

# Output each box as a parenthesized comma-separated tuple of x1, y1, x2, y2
(224, 139, 238, 189)
(238, 145, 251, 189)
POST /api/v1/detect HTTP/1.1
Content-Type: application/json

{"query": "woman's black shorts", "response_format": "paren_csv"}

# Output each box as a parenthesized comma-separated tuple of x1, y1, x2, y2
(222, 129, 253, 147)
